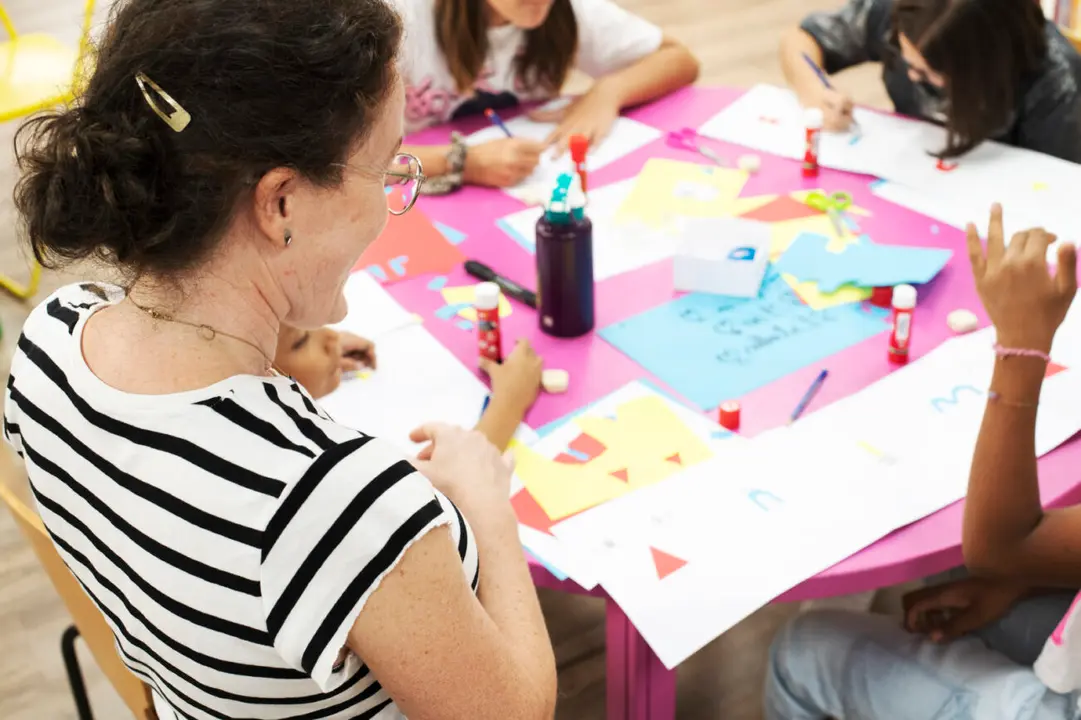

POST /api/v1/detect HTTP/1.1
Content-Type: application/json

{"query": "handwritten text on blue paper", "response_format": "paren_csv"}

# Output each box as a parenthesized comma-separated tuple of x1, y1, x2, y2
(599, 272, 890, 410)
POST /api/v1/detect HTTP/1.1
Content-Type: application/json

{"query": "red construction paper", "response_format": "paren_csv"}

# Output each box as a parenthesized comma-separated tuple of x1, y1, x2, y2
(356, 207, 465, 284)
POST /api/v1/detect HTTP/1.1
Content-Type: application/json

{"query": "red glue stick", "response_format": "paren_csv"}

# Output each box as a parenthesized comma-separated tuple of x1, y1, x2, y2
(475, 281, 503, 364)
(802, 108, 823, 178)
(888, 284, 916, 365)
(569, 133, 589, 194)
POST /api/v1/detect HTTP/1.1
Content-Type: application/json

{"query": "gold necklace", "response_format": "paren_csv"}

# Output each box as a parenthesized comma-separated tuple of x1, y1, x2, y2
(127, 296, 278, 374)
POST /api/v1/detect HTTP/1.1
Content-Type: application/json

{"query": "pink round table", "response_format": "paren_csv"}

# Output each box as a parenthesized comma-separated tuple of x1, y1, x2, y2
(394, 85, 1081, 720)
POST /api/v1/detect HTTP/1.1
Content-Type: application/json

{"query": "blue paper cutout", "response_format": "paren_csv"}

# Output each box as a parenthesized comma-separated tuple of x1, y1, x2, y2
(773, 232, 952, 293)
(598, 271, 890, 411)
(523, 544, 569, 580)
(456, 319, 475, 331)
(388, 255, 409, 277)
(435, 303, 471, 320)
(711, 430, 735, 440)
(497, 218, 536, 252)
(365, 265, 387, 282)
(427, 276, 448, 291)
(728, 246, 757, 261)
(434, 221, 468, 245)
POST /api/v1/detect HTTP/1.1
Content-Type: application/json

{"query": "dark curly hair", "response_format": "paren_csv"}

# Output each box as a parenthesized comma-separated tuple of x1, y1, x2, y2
(14, 0, 402, 279)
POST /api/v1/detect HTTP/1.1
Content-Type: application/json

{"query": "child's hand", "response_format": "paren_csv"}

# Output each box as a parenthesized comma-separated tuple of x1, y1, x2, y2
(902, 577, 1029, 642)
(463, 138, 545, 188)
(535, 84, 621, 156)
(339, 332, 376, 371)
(479, 339, 543, 413)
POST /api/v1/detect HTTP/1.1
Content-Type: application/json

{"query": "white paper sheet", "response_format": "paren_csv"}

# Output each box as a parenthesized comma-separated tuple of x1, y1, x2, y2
(330, 271, 420, 339)
(466, 114, 662, 203)
(319, 324, 537, 455)
(496, 179, 683, 280)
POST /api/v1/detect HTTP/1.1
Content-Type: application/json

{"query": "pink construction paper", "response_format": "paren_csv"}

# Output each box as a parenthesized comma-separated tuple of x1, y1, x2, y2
(389, 86, 1081, 598)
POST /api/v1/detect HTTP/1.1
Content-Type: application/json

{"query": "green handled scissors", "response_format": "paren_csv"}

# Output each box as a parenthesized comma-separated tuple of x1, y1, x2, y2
(805, 190, 853, 238)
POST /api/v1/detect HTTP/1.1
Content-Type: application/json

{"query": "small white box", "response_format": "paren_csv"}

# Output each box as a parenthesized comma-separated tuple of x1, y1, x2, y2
(672, 217, 771, 298)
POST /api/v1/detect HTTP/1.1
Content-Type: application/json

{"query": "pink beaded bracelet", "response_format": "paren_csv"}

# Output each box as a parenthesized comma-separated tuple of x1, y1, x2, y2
(992, 344, 1051, 363)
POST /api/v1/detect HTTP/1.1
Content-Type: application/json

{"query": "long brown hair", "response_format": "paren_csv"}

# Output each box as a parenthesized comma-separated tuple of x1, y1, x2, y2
(891, 0, 1047, 158)
(435, 0, 578, 94)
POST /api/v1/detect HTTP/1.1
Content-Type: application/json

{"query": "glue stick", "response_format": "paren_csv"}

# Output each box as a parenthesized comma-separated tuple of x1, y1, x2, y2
(475, 282, 503, 364)
(802, 108, 823, 178)
(888, 284, 916, 365)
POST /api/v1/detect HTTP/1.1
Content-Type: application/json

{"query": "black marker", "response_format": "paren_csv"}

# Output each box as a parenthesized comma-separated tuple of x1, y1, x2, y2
(464, 260, 537, 309)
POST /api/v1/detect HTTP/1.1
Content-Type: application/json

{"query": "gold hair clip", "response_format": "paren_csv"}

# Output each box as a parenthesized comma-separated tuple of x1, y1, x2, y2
(134, 72, 190, 133)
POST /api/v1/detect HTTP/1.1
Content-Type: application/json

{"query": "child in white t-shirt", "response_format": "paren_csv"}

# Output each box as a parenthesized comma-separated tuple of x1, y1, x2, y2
(395, 0, 698, 190)
(764, 206, 1081, 719)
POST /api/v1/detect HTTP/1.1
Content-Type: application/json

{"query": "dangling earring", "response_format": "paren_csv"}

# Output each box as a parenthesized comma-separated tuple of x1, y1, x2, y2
(284, 228, 293, 247)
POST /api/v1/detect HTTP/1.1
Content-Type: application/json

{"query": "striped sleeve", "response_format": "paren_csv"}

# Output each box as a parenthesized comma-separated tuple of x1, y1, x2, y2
(259, 435, 450, 692)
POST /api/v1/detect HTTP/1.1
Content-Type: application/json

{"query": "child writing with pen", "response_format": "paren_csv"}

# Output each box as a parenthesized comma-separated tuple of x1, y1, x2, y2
(766, 205, 1081, 719)
(275, 324, 543, 451)
(780, 0, 1081, 162)
(394, 0, 699, 192)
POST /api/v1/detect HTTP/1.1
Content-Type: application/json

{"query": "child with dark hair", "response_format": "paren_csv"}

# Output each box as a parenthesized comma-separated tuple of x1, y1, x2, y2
(781, 0, 1081, 161)
(398, 0, 699, 190)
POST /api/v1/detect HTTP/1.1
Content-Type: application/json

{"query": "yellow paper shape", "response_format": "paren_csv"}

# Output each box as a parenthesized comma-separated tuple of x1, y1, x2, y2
(783, 273, 872, 310)
(441, 285, 513, 322)
(614, 159, 749, 228)
(514, 395, 713, 520)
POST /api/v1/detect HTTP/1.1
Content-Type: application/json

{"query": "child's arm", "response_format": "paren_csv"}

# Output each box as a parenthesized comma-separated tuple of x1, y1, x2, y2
(476, 340, 544, 452)
(961, 207, 1081, 587)
(589, 36, 699, 114)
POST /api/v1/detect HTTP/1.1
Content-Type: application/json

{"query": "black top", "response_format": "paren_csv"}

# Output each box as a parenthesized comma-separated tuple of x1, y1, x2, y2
(801, 0, 1081, 162)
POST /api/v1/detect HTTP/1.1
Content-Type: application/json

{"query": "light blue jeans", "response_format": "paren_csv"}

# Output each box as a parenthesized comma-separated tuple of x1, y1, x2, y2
(765, 592, 1081, 720)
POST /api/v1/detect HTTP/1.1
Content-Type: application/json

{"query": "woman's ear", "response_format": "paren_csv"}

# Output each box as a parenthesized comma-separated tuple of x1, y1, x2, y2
(252, 168, 298, 247)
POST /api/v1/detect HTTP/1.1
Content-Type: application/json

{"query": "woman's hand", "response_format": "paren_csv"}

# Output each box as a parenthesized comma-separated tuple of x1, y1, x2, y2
(338, 331, 376, 371)
(534, 84, 622, 155)
(409, 422, 514, 513)
(462, 138, 545, 188)
(480, 339, 543, 414)
(966, 204, 1077, 353)
(903, 577, 1029, 642)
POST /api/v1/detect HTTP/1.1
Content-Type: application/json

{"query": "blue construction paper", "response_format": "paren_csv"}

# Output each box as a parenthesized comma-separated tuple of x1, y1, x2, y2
(523, 544, 569, 580)
(497, 218, 535, 252)
(434, 221, 468, 245)
(435, 303, 471, 320)
(427, 276, 448, 291)
(598, 272, 890, 411)
(456, 319, 475, 331)
(773, 232, 952, 293)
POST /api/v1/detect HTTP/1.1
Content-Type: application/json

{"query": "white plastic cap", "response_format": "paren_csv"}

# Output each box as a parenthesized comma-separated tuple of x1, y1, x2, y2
(567, 172, 586, 209)
(892, 284, 917, 310)
(804, 108, 824, 129)
(474, 281, 501, 310)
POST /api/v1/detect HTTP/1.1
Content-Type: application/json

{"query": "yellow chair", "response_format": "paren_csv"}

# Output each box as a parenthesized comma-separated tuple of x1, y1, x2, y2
(1062, 25, 1081, 53)
(0, 453, 158, 720)
(0, 0, 95, 301)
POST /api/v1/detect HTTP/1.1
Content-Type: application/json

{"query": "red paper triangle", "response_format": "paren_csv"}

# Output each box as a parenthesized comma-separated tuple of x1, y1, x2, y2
(609, 468, 630, 483)
(511, 489, 585, 535)
(651, 547, 687, 580)
(355, 207, 465, 284)
(568, 433, 606, 460)
(738, 195, 821, 223)
(1046, 361, 1067, 379)
(665, 453, 683, 465)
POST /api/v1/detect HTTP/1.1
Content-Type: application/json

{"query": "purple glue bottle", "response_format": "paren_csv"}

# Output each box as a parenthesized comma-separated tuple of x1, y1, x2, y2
(535, 172, 594, 338)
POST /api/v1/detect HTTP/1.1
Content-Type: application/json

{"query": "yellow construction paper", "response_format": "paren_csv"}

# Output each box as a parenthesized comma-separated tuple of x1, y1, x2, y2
(783, 273, 872, 310)
(514, 395, 713, 520)
(440, 285, 513, 322)
(614, 159, 749, 228)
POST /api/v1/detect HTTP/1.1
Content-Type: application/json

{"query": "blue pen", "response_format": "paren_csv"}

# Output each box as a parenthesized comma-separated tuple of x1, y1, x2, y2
(480, 395, 491, 417)
(484, 108, 513, 138)
(788, 369, 829, 424)
(801, 53, 860, 134)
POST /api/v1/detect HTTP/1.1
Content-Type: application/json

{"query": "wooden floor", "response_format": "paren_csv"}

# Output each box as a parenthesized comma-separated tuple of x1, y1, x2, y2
(0, 1, 896, 718)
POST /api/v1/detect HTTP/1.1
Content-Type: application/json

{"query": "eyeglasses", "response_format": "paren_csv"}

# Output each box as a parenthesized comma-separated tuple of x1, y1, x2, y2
(384, 152, 425, 215)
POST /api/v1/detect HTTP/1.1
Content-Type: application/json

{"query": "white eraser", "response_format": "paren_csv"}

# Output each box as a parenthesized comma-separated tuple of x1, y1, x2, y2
(947, 309, 979, 334)
(737, 154, 761, 173)
(541, 369, 569, 394)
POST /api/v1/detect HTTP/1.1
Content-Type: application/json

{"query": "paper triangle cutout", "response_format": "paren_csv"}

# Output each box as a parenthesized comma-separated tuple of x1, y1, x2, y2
(609, 468, 630, 483)
(738, 194, 821, 223)
(651, 547, 687, 580)
(665, 453, 682, 465)
(511, 490, 556, 535)
(1046, 361, 1067, 379)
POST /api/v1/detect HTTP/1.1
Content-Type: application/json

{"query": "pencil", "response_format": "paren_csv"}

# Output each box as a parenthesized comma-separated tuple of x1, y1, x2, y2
(484, 109, 513, 138)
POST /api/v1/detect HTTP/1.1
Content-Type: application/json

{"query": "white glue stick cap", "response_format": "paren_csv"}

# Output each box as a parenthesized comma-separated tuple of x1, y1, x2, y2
(804, 108, 824, 129)
(475, 281, 501, 310)
(567, 173, 586, 209)
(892, 284, 917, 310)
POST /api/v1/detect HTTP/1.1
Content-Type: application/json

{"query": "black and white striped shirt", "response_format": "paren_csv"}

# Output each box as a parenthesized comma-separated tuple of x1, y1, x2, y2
(3, 284, 479, 720)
